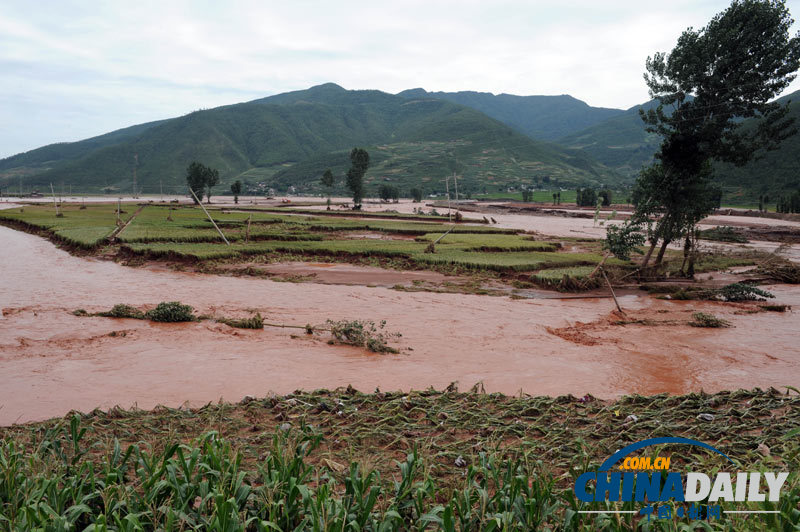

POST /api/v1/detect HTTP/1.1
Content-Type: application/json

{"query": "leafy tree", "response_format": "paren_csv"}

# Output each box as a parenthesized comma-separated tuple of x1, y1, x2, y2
(378, 184, 399, 202)
(186, 161, 219, 205)
(321, 168, 335, 209)
(605, 222, 646, 261)
(599, 189, 612, 206)
(635, 0, 800, 270)
(521, 189, 531, 202)
(346, 148, 370, 207)
(205, 170, 219, 203)
(230, 180, 242, 204)
(410, 187, 423, 202)
(577, 188, 597, 207)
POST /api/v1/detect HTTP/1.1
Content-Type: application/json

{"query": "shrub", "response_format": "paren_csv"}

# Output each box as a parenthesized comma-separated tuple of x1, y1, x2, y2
(326, 319, 400, 353)
(689, 312, 731, 328)
(718, 283, 774, 302)
(145, 301, 195, 322)
(98, 304, 145, 319)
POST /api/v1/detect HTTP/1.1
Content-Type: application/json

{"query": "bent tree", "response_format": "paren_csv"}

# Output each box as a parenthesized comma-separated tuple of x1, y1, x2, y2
(630, 0, 800, 272)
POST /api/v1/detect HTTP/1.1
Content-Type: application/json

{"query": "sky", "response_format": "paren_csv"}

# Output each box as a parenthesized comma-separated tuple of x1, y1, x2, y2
(2, 0, 800, 159)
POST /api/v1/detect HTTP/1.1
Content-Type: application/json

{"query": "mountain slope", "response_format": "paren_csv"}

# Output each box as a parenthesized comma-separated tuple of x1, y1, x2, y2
(0, 84, 624, 195)
(0, 119, 168, 180)
(714, 92, 800, 201)
(397, 88, 624, 141)
(557, 100, 662, 177)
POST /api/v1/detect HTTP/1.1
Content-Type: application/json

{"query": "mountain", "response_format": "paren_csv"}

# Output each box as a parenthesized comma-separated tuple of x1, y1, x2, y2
(0, 83, 624, 195)
(714, 91, 800, 201)
(558, 90, 800, 201)
(397, 88, 623, 141)
(0, 119, 168, 180)
(557, 100, 662, 177)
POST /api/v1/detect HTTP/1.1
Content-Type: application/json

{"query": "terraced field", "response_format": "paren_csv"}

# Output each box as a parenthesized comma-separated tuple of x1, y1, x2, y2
(0, 203, 626, 287)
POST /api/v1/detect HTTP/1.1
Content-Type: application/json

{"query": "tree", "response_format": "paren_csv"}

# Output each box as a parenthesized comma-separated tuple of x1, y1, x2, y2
(186, 162, 219, 205)
(634, 0, 800, 270)
(320, 168, 335, 209)
(378, 184, 399, 202)
(410, 187, 423, 202)
(521, 189, 531, 202)
(230, 180, 242, 204)
(346, 148, 370, 207)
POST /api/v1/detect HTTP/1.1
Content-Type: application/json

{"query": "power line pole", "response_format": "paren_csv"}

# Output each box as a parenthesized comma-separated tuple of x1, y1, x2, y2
(132, 153, 138, 198)
(445, 174, 451, 223)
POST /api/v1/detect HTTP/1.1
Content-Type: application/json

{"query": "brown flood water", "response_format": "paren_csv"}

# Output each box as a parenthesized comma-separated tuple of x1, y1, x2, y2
(1, 225, 799, 425)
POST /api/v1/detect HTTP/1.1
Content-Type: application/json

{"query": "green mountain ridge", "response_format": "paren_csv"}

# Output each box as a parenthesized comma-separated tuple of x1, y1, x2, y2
(0, 83, 624, 195)
(396, 88, 624, 141)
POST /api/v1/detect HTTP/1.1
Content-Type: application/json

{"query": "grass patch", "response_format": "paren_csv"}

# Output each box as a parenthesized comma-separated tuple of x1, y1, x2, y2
(689, 312, 732, 328)
(218, 313, 265, 329)
(698, 225, 748, 243)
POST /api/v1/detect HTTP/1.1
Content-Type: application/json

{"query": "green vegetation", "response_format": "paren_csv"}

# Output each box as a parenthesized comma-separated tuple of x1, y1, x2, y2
(631, 0, 800, 272)
(326, 319, 400, 353)
(1, 204, 634, 283)
(531, 266, 599, 290)
(698, 226, 748, 243)
(219, 313, 265, 329)
(144, 301, 196, 322)
(689, 312, 732, 328)
(0, 83, 623, 197)
(96, 303, 145, 319)
(0, 204, 123, 248)
(1, 388, 799, 530)
(186, 161, 219, 203)
(346, 148, 370, 206)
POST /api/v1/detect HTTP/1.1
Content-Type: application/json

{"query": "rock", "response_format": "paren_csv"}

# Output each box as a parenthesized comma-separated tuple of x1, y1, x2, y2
(696, 413, 715, 422)
(279, 423, 292, 432)
(454, 455, 467, 467)
(240, 395, 256, 405)
(624, 414, 639, 423)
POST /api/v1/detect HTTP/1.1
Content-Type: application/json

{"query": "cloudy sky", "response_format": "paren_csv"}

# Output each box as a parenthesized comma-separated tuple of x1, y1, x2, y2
(2, 0, 799, 158)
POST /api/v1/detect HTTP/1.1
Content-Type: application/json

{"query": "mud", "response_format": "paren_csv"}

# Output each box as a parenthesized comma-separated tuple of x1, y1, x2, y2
(2, 224, 800, 425)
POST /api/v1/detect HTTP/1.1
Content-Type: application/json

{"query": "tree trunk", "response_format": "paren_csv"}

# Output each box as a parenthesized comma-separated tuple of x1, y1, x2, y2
(654, 238, 671, 266)
(640, 240, 658, 270)
(687, 227, 697, 278)
(679, 234, 691, 275)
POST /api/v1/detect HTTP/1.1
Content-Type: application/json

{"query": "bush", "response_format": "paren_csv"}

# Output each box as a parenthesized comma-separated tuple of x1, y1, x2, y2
(718, 283, 774, 302)
(145, 301, 196, 322)
(98, 304, 145, 319)
(689, 312, 731, 328)
(326, 319, 400, 353)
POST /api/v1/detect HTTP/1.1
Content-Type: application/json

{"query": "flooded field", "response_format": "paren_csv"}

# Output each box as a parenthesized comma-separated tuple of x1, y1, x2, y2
(2, 221, 799, 425)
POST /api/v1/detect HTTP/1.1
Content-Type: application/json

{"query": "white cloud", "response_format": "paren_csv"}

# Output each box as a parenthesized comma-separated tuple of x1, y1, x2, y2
(1, 0, 799, 158)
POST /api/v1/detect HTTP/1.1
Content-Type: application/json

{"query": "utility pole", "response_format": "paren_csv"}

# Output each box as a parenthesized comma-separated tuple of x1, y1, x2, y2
(445, 175, 452, 223)
(50, 183, 60, 216)
(453, 172, 460, 217)
(132, 153, 138, 198)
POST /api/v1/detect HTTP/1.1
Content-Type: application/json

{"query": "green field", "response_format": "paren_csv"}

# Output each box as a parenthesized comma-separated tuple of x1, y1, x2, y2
(0, 203, 128, 247)
(0, 204, 629, 281)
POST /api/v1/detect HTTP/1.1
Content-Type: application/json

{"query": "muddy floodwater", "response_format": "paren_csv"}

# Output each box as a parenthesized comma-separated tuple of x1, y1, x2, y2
(1, 224, 800, 425)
